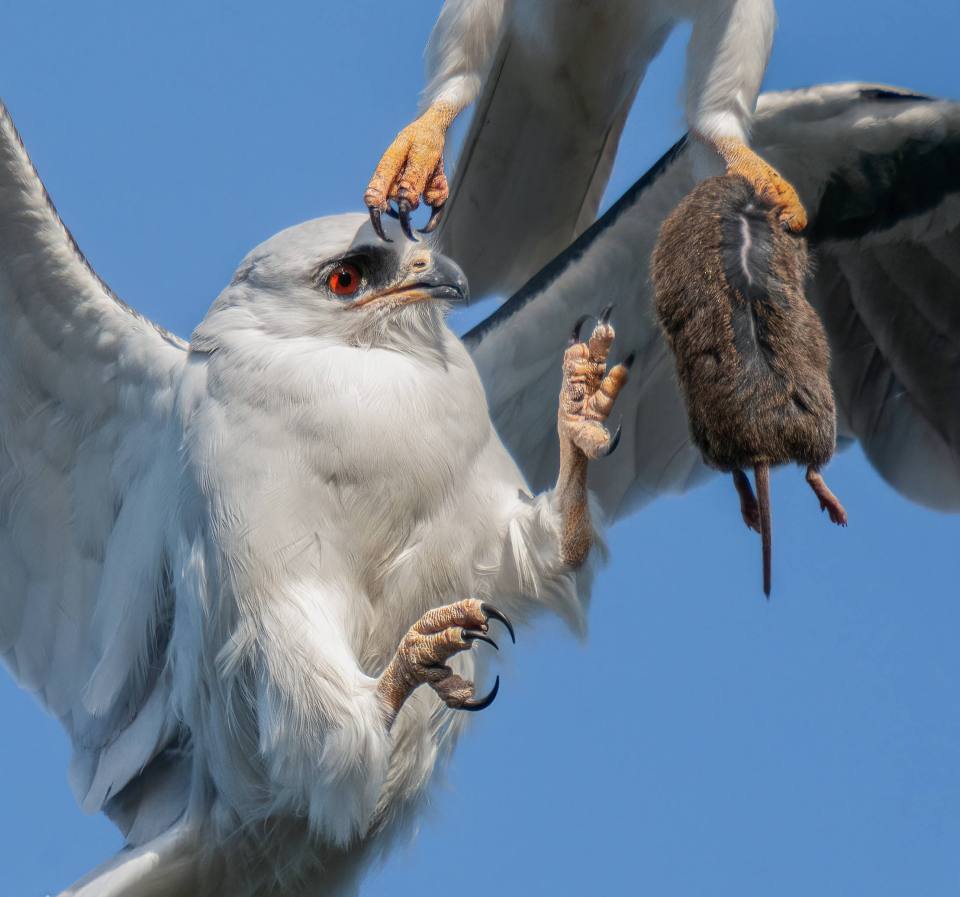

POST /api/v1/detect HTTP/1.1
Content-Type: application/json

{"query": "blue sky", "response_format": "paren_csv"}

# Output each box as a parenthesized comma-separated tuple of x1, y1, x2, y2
(1, 2, 959, 895)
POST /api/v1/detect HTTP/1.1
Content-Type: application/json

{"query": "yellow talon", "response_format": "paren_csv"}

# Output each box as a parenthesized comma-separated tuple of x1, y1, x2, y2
(364, 100, 458, 223)
(710, 136, 808, 233)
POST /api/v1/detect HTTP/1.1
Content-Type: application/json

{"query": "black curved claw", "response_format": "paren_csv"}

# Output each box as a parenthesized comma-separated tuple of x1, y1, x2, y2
(481, 602, 516, 644)
(599, 303, 615, 325)
(602, 421, 622, 457)
(462, 629, 499, 651)
(461, 675, 500, 712)
(621, 351, 637, 371)
(369, 207, 392, 243)
(570, 314, 590, 345)
(418, 203, 445, 235)
(397, 199, 417, 241)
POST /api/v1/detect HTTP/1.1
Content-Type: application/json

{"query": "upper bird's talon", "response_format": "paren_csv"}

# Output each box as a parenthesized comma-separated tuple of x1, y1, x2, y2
(462, 629, 499, 651)
(599, 304, 614, 325)
(622, 351, 637, 370)
(779, 212, 802, 233)
(397, 199, 417, 241)
(418, 203, 445, 235)
(480, 602, 516, 644)
(570, 315, 590, 345)
(461, 675, 500, 712)
(368, 208, 391, 243)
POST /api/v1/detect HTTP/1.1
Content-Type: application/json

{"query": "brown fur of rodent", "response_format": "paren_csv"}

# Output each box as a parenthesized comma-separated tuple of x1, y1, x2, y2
(652, 175, 844, 596)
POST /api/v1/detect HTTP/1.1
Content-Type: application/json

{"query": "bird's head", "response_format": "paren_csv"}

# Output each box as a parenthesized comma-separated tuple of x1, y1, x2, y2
(192, 212, 468, 356)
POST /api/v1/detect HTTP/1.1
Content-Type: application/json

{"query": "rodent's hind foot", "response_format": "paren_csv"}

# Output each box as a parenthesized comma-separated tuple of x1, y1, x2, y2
(806, 466, 848, 526)
(733, 468, 762, 533)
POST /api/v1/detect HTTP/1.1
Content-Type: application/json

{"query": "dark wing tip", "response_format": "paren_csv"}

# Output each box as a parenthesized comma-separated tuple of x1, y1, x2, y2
(858, 88, 933, 103)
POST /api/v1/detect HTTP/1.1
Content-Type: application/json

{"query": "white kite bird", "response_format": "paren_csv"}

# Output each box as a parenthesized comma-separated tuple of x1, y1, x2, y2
(0, 101, 628, 896)
(3, 83, 960, 897)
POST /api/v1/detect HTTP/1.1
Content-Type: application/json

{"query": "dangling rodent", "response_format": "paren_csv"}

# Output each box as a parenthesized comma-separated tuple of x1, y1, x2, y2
(652, 174, 847, 596)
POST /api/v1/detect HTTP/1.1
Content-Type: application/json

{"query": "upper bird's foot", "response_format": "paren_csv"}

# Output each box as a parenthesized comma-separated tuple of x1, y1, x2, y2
(376, 599, 515, 728)
(710, 136, 808, 233)
(805, 467, 848, 526)
(364, 101, 457, 241)
(733, 469, 762, 533)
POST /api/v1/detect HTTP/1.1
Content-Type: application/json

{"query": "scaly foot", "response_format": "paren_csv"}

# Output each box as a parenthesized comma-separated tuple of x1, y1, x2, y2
(733, 468, 762, 533)
(364, 100, 457, 241)
(377, 599, 515, 728)
(556, 308, 632, 566)
(805, 467, 848, 526)
(709, 136, 808, 233)
(559, 307, 632, 459)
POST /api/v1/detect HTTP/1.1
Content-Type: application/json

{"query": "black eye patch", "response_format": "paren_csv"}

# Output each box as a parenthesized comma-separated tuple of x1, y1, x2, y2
(315, 245, 400, 295)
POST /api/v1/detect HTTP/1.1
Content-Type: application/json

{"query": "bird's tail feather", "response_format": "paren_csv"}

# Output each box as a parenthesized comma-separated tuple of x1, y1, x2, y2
(58, 826, 206, 897)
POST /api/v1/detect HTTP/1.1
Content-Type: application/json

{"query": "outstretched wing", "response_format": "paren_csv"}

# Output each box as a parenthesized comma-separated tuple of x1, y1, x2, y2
(467, 84, 960, 519)
(0, 101, 190, 843)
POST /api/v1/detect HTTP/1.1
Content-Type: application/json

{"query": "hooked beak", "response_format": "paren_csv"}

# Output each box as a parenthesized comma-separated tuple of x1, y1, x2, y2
(396, 253, 469, 304)
(348, 254, 469, 309)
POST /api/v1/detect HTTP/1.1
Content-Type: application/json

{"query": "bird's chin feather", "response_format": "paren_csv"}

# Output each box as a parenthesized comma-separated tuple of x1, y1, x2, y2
(348, 299, 452, 364)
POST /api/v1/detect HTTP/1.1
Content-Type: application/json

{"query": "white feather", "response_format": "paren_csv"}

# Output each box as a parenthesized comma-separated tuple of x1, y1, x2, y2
(422, 0, 507, 109)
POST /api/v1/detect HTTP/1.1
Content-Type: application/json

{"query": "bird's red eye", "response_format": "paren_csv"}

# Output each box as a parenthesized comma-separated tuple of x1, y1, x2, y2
(327, 263, 362, 296)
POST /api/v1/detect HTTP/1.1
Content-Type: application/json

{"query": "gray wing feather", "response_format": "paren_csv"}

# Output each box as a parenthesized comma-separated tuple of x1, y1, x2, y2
(466, 137, 706, 518)
(469, 84, 960, 516)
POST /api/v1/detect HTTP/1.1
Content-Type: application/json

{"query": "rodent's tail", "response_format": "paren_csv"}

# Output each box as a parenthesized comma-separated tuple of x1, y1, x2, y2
(754, 463, 772, 597)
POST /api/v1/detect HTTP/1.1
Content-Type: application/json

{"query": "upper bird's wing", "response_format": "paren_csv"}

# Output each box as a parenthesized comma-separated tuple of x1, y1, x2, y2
(466, 84, 960, 519)
(436, 7, 662, 299)
(0, 101, 191, 843)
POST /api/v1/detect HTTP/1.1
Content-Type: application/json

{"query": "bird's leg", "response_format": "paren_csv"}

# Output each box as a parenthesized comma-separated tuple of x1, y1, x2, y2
(805, 466, 848, 526)
(733, 468, 762, 533)
(364, 100, 462, 240)
(376, 599, 515, 730)
(556, 309, 631, 568)
(698, 132, 808, 233)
